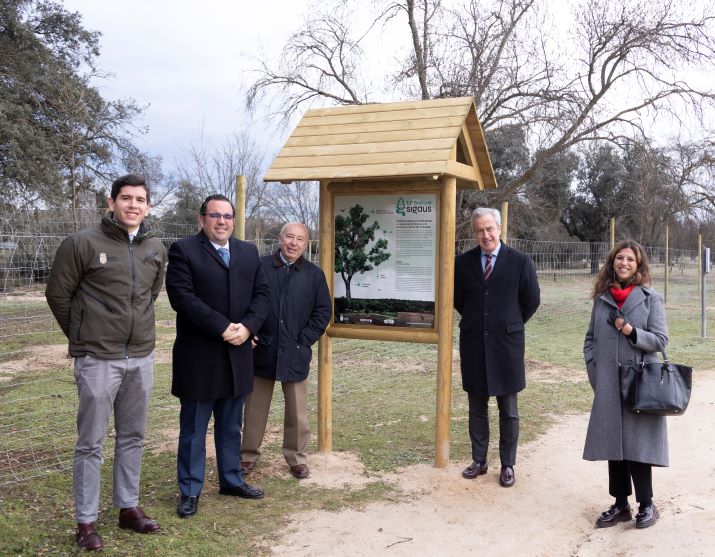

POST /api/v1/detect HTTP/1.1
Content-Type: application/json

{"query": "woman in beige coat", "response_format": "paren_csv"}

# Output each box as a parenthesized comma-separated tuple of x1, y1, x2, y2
(583, 240, 668, 530)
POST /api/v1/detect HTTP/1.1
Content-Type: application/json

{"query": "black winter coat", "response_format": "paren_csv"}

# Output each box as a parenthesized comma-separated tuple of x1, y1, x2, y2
(166, 231, 270, 400)
(454, 242, 540, 396)
(253, 252, 331, 382)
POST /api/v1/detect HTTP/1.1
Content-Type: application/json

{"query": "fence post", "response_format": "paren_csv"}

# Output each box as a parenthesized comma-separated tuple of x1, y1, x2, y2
(609, 217, 615, 250)
(664, 224, 669, 305)
(500, 201, 509, 244)
(698, 233, 702, 299)
(435, 176, 457, 468)
(702, 246, 709, 338)
(317, 179, 333, 453)
(234, 175, 246, 240)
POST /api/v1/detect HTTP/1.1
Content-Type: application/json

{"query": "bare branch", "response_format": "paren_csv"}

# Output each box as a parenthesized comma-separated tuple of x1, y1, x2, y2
(245, 11, 368, 120)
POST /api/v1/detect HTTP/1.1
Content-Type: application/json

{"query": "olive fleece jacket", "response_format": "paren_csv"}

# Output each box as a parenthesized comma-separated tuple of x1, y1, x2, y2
(45, 213, 167, 359)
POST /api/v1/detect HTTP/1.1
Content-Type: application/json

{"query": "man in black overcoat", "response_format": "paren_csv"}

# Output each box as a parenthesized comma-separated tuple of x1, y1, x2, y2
(166, 194, 270, 518)
(454, 207, 540, 487)
(241, 222, 331, 480)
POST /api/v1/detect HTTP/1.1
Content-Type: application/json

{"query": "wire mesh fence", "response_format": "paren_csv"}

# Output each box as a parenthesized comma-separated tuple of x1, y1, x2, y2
(1, 212, 713, 485)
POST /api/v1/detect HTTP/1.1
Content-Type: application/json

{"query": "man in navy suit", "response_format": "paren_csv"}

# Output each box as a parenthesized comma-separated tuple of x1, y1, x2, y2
(166, 194, 270, 518)
(454, 207, 540, 488)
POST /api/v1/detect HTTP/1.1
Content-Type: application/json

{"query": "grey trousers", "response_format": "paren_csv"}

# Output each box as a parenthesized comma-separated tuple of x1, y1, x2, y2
(467, 392, 519, 467)
(242, 376, 310, 467)
(73, 352, 154, 523)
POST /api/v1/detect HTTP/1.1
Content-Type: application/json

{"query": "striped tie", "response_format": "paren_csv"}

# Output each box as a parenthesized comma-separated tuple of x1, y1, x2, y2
(484, 253, 493, 280)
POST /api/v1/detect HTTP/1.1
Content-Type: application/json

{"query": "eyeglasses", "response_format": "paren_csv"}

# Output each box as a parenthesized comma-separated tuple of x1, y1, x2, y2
(204, 212, 234, 221)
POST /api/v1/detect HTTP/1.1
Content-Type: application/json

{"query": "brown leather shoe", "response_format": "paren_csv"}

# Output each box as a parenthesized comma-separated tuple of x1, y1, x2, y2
(76, 522, 103, 551)
(462, 461, 488, 479)
(290, 464, 310, 479)
(118, 506, 160, 533)
(241, 460, 255, 475)
(499, 466, 515, 487)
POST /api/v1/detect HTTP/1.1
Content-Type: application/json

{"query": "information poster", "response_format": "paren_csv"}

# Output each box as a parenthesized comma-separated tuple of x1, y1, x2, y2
(333, 193, 437, 328)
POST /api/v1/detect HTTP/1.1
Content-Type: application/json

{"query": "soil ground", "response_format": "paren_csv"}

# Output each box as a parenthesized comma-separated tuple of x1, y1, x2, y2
(259, 371, 715, 557)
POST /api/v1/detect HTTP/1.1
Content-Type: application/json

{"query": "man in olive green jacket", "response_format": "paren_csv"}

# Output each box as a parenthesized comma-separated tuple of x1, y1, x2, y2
(46, 175, 166, 551)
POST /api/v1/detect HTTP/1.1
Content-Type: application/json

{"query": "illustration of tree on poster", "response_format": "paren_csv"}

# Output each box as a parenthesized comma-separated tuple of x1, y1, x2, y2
(334, 193, 437, 328)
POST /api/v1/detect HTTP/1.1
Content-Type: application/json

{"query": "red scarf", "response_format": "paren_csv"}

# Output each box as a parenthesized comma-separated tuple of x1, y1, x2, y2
(609, 284, 635, 308)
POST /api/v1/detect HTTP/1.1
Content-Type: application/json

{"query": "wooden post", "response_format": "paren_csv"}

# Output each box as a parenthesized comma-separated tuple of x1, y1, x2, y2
(435, 176, 457, 467)
(317, 180, 334, 453)
(500, 201, 509, 244)
(234, 175, 246, 240)
(698, 233, 702, 299)
(664, 223, 669, 305)
(609, 217, 615, 250)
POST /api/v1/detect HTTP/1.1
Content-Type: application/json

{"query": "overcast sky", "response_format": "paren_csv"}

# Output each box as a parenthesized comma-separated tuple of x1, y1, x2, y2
(62, 0, 316, 172)
(60, 0, 713, 179)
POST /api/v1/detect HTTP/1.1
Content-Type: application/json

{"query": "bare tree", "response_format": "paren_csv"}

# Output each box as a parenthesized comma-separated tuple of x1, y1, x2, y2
(666, 139, 715, 213)
(246, 7, 369, 120)
(263, 181, 319, 233)
(379, 0, 444, 100)
(175, 130, 270, 227)
(245, 0, 715, 203)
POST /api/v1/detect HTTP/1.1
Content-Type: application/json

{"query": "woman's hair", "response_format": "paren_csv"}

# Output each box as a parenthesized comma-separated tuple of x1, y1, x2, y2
(591, 240, 652, 299)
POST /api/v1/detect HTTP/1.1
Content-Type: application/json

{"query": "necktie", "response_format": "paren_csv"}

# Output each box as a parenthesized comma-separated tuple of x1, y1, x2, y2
(484, 253, 493, 280)
(217, 247, 230, 266)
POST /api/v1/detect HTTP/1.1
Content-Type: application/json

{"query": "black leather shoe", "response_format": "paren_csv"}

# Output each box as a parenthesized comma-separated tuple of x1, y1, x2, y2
(499, 466, 515, 487)
(177, 495, 199, 518)
(218, 482, 265, 499)
(462, 461, 488, 479)
(595, 504, 632, 528)
(635, 504, 659, 529)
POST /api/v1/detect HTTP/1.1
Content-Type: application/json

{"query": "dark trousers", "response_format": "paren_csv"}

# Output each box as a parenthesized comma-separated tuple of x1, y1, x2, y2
(608, 460, 653, 503)
(177, 396, 245, 496)
(467, 392, 519, 467)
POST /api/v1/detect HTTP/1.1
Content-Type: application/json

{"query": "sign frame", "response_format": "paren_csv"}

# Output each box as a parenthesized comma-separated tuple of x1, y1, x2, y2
(324, 180, 444, 344)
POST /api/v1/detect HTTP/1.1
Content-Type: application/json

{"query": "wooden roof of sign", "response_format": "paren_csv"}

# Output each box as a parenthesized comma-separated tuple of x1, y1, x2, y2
(263, 97, 496, 189)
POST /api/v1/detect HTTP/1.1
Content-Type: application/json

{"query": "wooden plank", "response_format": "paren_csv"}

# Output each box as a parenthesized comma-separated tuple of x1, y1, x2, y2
(327, 324, 439, 344)
(459, 123, 477, 167)
(305, 97, 472, 118)
(460, 122, 485, 189)
(285, 127, 457, 147)
(270, 149, 452, 169)
(290, 116, 465, 137)
(264, 161, 448, 181)
(465, 107, 497, 189)
(444, 160, 478, 183)
(299, 105, 469, 127)
(328, 181, 441, 194)
(279, 138, 455, 157)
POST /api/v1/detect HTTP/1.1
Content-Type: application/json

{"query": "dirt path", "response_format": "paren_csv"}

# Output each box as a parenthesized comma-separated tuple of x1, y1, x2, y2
(265, 371, 715, 557)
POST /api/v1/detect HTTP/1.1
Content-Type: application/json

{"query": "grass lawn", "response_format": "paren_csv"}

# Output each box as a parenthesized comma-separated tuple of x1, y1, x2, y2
(0, 276, 712, 555)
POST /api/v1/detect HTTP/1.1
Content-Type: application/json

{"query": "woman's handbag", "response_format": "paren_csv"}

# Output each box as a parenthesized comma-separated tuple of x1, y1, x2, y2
(619, 350, 693, 416)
